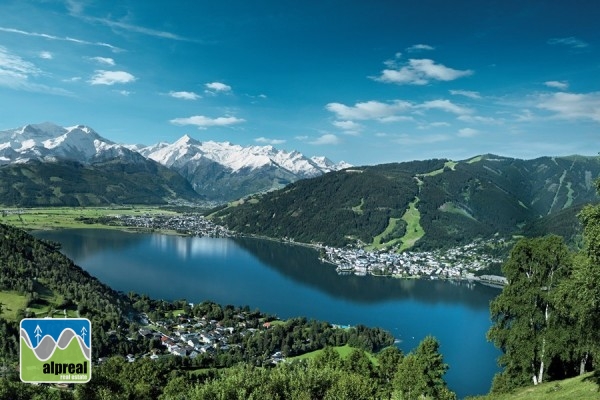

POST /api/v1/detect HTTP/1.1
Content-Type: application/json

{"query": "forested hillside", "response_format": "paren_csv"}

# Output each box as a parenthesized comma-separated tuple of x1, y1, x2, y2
(0, 223, 131, 359)
(0, 159, 202, 206)
(211, 155, 600, 250)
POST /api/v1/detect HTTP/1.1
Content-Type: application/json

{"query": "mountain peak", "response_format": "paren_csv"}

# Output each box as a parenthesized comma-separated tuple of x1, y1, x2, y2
(1, 122, 352, 201)
(19, 122, 66, 137)
(174, 134, 201, 146)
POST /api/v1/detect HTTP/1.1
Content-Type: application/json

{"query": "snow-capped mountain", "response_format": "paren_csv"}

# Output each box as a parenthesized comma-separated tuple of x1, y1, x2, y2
(133, 134, 351, 201)
(1, 123, 351, 201)
(0, 123, 146, 164)
(136, 134, 350, 177)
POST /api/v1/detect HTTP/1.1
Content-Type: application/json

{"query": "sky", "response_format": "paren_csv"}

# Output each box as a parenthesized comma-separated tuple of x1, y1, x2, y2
(0, 0, 599, 166)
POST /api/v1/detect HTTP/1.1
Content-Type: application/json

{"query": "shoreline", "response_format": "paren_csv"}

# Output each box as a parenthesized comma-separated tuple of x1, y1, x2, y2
(2, 207, 506, 287)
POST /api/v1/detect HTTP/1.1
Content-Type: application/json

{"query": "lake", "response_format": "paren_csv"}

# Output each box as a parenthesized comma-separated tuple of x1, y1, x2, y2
(34, 229, 501, 398)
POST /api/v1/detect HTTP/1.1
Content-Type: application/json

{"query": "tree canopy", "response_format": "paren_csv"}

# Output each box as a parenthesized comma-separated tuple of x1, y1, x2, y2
(488, 179, 600, 393)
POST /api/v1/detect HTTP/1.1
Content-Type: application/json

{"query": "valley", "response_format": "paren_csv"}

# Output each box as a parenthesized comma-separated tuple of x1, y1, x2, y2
(0, 124, 598, 399)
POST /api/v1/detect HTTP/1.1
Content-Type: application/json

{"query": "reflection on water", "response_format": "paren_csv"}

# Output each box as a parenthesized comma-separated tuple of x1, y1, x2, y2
(151, 234, 235, 260)
(234, 237, 498, 307)
(33, 229, 500, 399)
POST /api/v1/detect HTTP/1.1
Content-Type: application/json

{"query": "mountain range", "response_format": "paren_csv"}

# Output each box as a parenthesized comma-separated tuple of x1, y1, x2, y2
(210, 155, 600, 250)
(0, 123, 350, 205)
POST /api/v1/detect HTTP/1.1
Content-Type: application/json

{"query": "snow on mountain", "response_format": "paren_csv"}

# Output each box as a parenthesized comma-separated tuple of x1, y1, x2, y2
(139, 135, 351, 177)
(1, 123, 351, 201)
(310, 156, 352, 172)
(0, 122, 143, 164)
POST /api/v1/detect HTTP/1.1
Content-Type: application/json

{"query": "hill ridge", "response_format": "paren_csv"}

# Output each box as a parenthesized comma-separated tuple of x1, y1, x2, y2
(211, 155, 600, 249)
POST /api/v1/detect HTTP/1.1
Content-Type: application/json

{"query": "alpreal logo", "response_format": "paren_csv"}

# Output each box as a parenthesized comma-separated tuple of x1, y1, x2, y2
(20, 318, 91, 383)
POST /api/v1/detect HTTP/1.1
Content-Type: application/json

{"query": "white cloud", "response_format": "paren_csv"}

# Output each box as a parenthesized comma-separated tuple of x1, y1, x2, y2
(326, 98, 474, 125)
(255, 137, 286, 145)
(457, 128, 479, 137)
(116, 90, 132, 96)
(39, 51, 53, 59)
(537, 91, 600, 122)
(326, 100, 411, 120)
(457, 115, 502, 124)
(419, 99, 473, 115)
(515, 109, 535, 122)
(169, 91, 200, 100)
(0, 46, 71, 95)
(544, 80, 569, 90)
(0, 46, 41, 87)
(170, 115, 245, 129)
(379, 116, 414, 123)
(0, 27, 122, 52)
(91, 56, 115, 66)
(373, 58, 473, 85)
(548, 37, 589, 49)
(333, 120, 362, 132)
(394, 134, 450, 145)
(418, 121, 451, 130)
(65, 0, 85, 15)
(310, 134, 341, 145)
(384, 52, 403, 68)
(84, 16, 189, 41)
(205, 82, 232, 93)
(407, 44, 435, 52)
(0, 47, 40, 80)
(449, 89, 481, 99)
(89, 70, 136, 85)
(295, 135, 309, 141)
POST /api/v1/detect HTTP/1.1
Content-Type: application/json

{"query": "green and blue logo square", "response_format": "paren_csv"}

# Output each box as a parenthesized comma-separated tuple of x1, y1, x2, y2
(20, 318, 91, 383)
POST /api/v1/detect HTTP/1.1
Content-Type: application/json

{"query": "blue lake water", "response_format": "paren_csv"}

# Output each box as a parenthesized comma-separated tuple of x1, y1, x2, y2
(34, 229, 501, 398)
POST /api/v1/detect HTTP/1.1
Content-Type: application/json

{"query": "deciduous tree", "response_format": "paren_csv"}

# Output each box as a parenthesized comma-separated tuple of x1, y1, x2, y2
(487, 235, 571, 390)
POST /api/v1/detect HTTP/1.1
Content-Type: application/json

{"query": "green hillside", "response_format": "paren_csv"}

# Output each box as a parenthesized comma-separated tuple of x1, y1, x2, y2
(468, 372, 599, 400)
(0, 159, 202, 207)
(0, 223, 130, 359)
(211, 155, 600, 250)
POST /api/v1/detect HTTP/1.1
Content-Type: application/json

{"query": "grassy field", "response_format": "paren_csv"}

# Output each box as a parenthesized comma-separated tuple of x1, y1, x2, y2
(0, 291, 29, 320)
(468, 372, 600, 400)
(370, 217, 404, 250)
(351, 198, 365, 215)
(0, 206, 178, 231)
(398, 197, 425, 251)
(0, 280, 79, 321)
(421, 160, 458, 177)
(439, 201, 477, 220)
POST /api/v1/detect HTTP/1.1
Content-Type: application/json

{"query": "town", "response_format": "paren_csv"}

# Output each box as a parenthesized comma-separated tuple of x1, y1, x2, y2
(320, 239, 508, 285)
(85, 213, 234, 238)
(110, 213, 508, 286)
(106, 306, 288, 366)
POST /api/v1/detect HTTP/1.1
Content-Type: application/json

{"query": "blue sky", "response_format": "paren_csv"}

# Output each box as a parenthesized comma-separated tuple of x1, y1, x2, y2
(0, 0, 599, 165)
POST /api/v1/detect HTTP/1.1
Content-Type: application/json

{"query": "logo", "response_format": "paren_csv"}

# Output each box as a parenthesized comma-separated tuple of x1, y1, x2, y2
(20, 318, 91, 383)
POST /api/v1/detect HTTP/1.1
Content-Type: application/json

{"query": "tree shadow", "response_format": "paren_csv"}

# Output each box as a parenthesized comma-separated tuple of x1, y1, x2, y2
(582, 370, 600, 392)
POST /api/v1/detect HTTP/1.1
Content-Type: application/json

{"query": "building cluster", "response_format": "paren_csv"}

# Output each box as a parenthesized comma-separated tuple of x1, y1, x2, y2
(107, 311, 283, 365)
(113, 214, 233, 237)
(322, 239, 506, 283)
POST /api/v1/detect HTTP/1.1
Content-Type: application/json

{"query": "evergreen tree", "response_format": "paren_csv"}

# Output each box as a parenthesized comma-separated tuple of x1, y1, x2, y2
(413, 336, 452, 398)
(392, 336, 455, 400)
